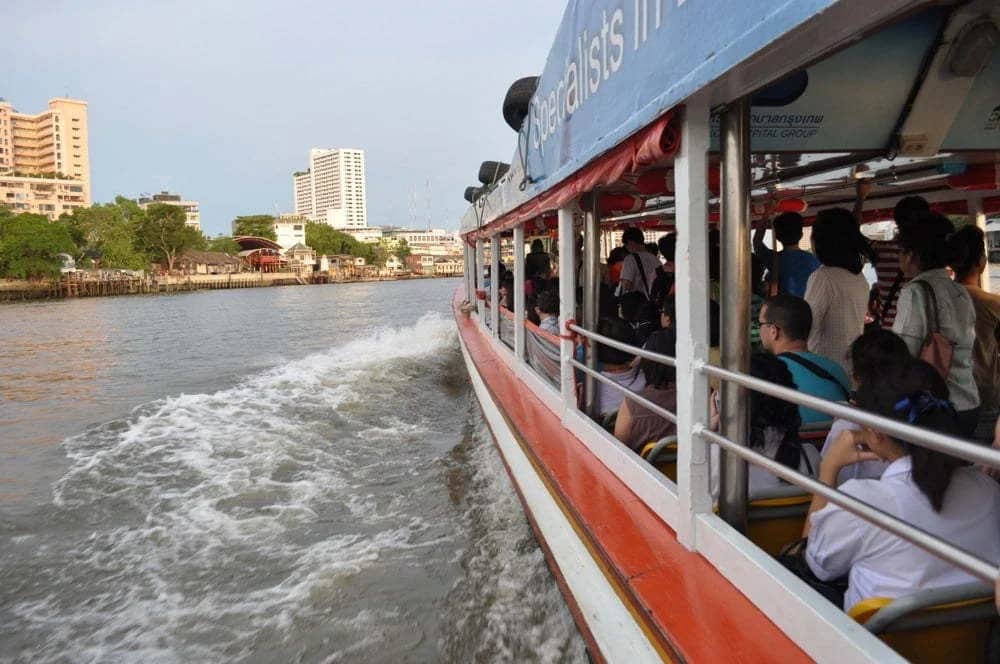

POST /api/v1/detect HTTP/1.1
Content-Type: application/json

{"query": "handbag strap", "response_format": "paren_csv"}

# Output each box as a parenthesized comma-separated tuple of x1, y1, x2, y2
(630, 252, 650, 297)
(914, 279, 941, 333)
(779, 352, 851, 401)
(876, 269, 905, 327)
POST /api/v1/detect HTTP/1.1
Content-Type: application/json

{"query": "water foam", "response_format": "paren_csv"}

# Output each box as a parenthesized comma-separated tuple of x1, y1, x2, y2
(4, 313, 462, 662)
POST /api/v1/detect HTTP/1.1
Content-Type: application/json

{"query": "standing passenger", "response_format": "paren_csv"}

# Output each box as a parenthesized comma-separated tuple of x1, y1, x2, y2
(949, 226, 999, 443)
(804, 208, 873, 373)
(893, 214, 980, 437)
(525, 239, 551, 280)
(870, 196, 929, 328)
(619, 227, 661, 297)
(752, 212, 821, 297)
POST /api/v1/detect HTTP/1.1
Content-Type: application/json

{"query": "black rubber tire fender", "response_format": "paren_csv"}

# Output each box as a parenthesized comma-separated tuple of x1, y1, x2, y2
(478, 161, 510, 185)
(463, 186, 485, 203)
(502, 76, 539, 131)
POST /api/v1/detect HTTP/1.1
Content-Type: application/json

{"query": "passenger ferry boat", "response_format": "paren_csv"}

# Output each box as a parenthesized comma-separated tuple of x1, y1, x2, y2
(454, 1, 1000, 662)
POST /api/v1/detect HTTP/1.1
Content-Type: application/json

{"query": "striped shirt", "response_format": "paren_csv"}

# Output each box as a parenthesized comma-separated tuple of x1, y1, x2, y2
(871, 240, 907, 328)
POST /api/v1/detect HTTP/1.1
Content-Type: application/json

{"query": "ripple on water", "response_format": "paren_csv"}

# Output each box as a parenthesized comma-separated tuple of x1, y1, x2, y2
(0, 311, 584, 663)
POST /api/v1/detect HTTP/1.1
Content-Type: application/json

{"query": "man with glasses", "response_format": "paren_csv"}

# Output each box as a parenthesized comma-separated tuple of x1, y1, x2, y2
(759, 294, 852, 428)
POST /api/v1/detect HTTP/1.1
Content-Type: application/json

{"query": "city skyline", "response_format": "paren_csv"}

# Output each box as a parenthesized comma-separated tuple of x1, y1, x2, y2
(2, 1, 566, 237)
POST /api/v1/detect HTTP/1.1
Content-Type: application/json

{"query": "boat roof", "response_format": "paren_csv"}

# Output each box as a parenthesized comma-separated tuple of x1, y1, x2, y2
(462, 0, 1000, 237)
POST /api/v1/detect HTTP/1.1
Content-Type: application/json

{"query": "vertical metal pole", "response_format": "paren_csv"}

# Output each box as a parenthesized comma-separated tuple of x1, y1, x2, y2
(674, 95, 713, 549)
(514, 224, 526, 360)
(719, 97, 751, 532)
(490, 235, 500, 338)
(558, 208, 577, 410)
(475, 237, 485, 322)
(970, 195, 992, 292)
(583, 204, 601, 417)
(464, 243, 473, 302)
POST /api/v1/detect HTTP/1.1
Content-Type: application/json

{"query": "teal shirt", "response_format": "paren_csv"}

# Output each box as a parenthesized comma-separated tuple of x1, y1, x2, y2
(778, 351, 851, 426)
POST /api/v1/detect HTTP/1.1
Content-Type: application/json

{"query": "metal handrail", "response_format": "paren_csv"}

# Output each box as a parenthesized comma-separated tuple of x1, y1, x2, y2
(568, 321, 1000, 469)
(699, 362, 1000, 470)
(698, 426, 999, 582)
(568, 358, 678, 424)
(567, 323, 677, 367)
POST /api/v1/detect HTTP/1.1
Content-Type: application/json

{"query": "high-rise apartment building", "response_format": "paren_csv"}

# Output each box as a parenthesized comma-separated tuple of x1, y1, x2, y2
(0, 98, 91, 220)
(292, 148, 367, 228)
(137, 191, 201, 231)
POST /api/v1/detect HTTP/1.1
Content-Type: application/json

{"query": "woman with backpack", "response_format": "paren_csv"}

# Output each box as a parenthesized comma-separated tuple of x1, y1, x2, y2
(893, 213, 980, 438)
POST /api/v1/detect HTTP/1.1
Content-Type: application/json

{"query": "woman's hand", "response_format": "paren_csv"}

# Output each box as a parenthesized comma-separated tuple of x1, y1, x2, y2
(819, 429, 881, 483)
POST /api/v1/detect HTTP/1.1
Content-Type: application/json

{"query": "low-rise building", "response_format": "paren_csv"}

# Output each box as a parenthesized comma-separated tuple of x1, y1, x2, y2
(273, 214, 307, 250)
(342, 227, 383, 243)
(406, 254, 435, 275)
(384, 228, 462, 256)
(138, 191, 201, 230)
(433, 256, 464, 276)
(176, 249, 242, 275)
(286, 243, 316, 271)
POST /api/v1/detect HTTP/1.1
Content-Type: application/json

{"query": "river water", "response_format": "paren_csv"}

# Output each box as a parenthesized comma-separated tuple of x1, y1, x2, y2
(0, 279, 584, 663)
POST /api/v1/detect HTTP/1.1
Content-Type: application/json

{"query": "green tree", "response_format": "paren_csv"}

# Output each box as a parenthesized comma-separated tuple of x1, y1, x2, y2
(206, 236, 242, 254)
(135, 204, 202, 272)
(0, 213, 76, 278)
(394, 238, 412, 262)
(60, 200, 150, 269)
(305, 222, 374, 262)
(232, 215, 276, 240)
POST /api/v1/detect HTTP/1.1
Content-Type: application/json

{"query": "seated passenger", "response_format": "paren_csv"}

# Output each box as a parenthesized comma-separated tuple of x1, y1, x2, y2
(759, 294, 851, 428)
(535, 289, 560, 335)
(804, 360, 1000, 611)
(594, 317, 646, 419)
(820, 329, 914, 485)
(619, 291, 657, 347)
(709, 353, 820, 495)
(614, 328, 678, 451)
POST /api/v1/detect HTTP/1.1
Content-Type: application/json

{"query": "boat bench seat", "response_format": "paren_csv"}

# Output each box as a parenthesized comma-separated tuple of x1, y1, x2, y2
(849, 582, 999, 664)
(641, 438, 811, 555)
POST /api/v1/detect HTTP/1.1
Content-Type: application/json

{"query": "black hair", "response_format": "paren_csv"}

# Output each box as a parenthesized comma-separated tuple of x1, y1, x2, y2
(536, 289, 559, 316)
(622, 226, 644, 246)
(619, 291, 648, 322)
(607, 246, 629, 265)
(893, 195, 930, 231)
(853, 359, 961, 512)
(849, 329, 911, 386)
(641, 328, 677, 387)
(896, 212, 956, 272)
(762, 294, 812, 341)
(948, 224, 986, 282)
(749, 352, 803, 470)
(773, 212, 804, 246)
(645, 242, 659, 255)
(530, 239, 545, 253)
(596, 317, 636, 365)
(658, 233, 676, 262)
(812, 207, 873, 274)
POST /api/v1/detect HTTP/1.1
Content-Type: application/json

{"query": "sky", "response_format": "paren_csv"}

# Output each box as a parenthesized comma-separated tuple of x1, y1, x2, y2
(4, 1, 567, 237)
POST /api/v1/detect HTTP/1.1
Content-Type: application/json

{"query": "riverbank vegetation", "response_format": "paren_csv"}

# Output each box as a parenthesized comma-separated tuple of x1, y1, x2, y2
(0, 202, 402, 278)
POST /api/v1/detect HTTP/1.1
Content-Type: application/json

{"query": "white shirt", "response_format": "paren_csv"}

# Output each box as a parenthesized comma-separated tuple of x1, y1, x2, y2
(619, 251, 661, 297)
(804, 266, 870, 373)
(820, 419, 889, 486)
(708, 428, 821, 499)
(892, 269, 980, 411)
(595, 366, 646, 417)
(806, 456, 1000, 610)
